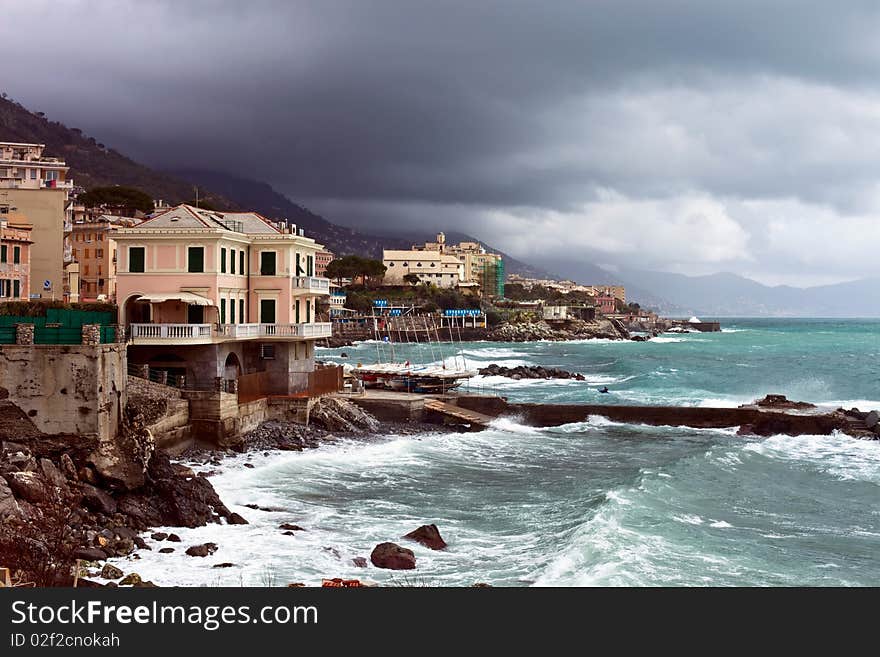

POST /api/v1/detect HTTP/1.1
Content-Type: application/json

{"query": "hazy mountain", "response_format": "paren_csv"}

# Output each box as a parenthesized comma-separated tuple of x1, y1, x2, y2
(0, 95, 233, 209)
(618, 269, 880, 317)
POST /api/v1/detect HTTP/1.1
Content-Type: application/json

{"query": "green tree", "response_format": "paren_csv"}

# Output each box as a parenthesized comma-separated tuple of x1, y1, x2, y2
(78, 186, 154, 214)
(326, 255, 386, 287)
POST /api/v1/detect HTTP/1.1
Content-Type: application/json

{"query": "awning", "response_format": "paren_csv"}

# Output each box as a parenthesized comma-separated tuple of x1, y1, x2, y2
(136, 292, 214, 306)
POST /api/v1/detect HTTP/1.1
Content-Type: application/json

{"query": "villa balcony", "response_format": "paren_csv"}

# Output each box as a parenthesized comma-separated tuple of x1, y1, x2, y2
(127, 322, 332, 345)
(291, 276, 331, 295)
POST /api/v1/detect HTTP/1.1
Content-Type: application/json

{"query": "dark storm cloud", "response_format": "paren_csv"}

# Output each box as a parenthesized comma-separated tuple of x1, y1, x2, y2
(5, 1, 880, 284)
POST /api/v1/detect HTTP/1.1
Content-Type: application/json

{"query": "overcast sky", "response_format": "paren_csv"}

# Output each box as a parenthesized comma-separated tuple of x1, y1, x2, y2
(4, 1, 880, 286)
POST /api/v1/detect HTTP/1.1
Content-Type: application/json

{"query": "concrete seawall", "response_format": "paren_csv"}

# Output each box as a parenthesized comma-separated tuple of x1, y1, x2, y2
(452, 395, 865, 437)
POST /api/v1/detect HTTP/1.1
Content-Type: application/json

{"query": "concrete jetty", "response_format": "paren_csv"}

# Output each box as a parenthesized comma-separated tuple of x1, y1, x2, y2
(347, 390, 878, 439)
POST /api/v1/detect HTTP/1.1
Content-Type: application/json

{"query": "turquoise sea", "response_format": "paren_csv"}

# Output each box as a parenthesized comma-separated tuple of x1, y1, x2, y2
(118, 319, 880, 586)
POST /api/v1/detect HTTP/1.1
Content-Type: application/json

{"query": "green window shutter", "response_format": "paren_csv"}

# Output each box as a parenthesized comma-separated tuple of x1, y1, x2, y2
(221, 248, 226, 273)
(239, 299, 244, 323)
(188, 247, 204, 273)
(260, 251, 276, 275)
(13, 246, 20, 264)
(230, 248, 236, 274)
(295, 299, 300, 323)
(0, 245, 6, 263)
(129, 247, 145, 272)
(306, 299, 311, 323)
(13, 279, 20, 298)
(239, 250, 245, 274)
(230, 299, 235, 324)
(220, 298, 226, 324)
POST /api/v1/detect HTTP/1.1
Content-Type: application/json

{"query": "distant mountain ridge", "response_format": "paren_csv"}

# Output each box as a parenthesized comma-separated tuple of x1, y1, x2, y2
(617, 269, 880, 317)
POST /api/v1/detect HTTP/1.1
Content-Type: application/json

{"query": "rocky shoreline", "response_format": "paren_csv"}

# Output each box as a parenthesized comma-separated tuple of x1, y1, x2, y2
(477, 363, 586, 380)
(0, 396, 432, 587)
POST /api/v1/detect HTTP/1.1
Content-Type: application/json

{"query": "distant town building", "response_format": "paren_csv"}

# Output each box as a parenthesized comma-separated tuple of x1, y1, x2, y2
(114, 204, 331, 394)
(71, 214, 141, 301)
(315, 249, 334, 277)
(382, 247, 463, 288)
(0, 211, 33, 301)
(596, 295, 617, 315)
(0, 142, 76, 300)
(507, 273, 625, 303)
(542, 304, 596, 322)
(391, 232, 504, 296)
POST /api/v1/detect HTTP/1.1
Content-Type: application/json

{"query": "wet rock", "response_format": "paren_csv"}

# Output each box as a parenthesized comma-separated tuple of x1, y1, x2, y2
(352, 557, 368, 568)
(282, 531, 296, 536)
(865, 411, 879, 430)
(309, 397, 380, 433)
(279, 523, 305, 531)
(100, 564, 123, 579)
(60, 453, 78, 481)
(80, 483, 117, 515)
(5, 471, 50, 504)
(134, 580, 158, 588)
(151, 532, 168, 541)
(243, 463, 255, 469)
(228, 513, 249, 525)
(75, 547, 108, 561)
(119, 573, 142, 586)
(185, 542, 218, 557)
(39, 458, 68, 491)
(0, 477, 23, 520)
(213, 562, 236, 568)
(78, 466, 99, 485)
(158, 547, 175, 554)
(753, 394, 815, 410)
(403, 524, 448, 550)
(167, 533, 181, 542)
(370, 542, 416, 570)
(477, 364, 584, 381)
(133, 536, 150, 550)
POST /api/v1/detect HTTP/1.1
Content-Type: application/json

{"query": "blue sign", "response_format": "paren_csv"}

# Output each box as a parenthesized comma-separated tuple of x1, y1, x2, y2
(389, 309, 402, 316)
(373, 299, 389, 307)
(443, 309, 482, 317)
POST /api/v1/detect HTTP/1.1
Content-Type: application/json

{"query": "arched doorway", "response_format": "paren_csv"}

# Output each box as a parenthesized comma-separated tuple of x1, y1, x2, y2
(122, 294, 151, 326)
(224, 352, 242, 381)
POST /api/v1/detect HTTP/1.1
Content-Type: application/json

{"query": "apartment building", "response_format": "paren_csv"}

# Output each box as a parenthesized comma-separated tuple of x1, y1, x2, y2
(0, 142, 76, 300)
(315, 249, 334, 277)
(70, 215, 140, 301)
(409, 233, 505, 297)
(382, 248, 463, 288)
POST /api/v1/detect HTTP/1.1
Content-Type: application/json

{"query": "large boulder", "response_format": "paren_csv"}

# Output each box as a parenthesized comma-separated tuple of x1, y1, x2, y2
(39, 458, 69, 492)
(4, 471, 50, 504)
(185, 543, 218, 557)
(403, 524, 448, 550)
(370, 542, 416, 570)
(79, 483, 118, 515)
(0, 477, 23, 520)
(865, 410, 879, 430)
(88, 425, 154, 492)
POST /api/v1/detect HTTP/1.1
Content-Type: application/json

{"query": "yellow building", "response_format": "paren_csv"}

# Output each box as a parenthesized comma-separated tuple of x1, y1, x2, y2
(0, 142, 76, 300)
(382, 249, 463, 288)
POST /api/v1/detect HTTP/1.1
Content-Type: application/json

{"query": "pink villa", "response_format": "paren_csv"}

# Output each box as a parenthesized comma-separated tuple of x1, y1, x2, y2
(114, 204, 332, 394)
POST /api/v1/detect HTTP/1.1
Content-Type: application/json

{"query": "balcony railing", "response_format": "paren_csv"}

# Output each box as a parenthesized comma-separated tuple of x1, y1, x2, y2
(291, 276, 331, 295)
(129, 322, 333, 342)
(129, 324, 213, 340)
